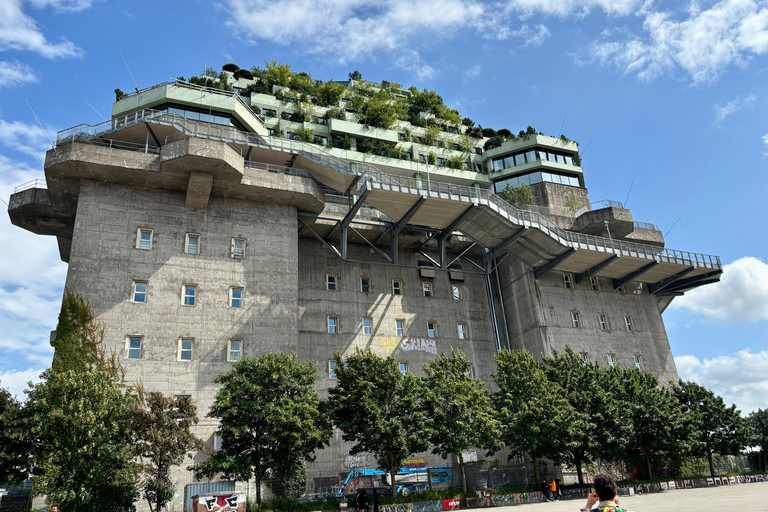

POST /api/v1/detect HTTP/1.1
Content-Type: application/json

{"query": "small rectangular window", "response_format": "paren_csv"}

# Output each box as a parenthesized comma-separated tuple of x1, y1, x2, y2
(598, 314, 608, 331)
(579, 352, 589, 363)
(183, 285, 196, 306)
(137, 228, 153, 250)
(360, 277, 370, 293)
(327, 274, 337, 291)
(590, 277, 599, 291)
(392, 280, 402, 295)
(457, 323, 467, 340)
(329, 360, 338, 379)
(633, 283, 643, 295)
(634, 355, 644, 371)
(399, 362, 408, 375)
(396, 319, 404, 337)
(179, 338, 193, 361)
(422, 282, 432, 297)
(427, 321, 437, 338)
(452, 284, 461, 300)
(228, 340, 242, 362)
(327, 316, 338, 334)
(185, 233, 200, 254)
(231, 238, 246, 259)
(132, 281, 147, 303)
(571, 311, 581, 328)
(230, 287, 243, 308)
(624, 316, 633, 331)
(563, 274, 573, 289)
(127, 336, 142, 359)
(362, 317, 372, 335)
(607, 354, 616, 367)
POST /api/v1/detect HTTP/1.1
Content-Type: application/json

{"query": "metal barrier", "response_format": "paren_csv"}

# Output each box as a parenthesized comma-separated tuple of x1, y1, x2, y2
(13, 179, 47, 193)
(634, 221, 660, 231)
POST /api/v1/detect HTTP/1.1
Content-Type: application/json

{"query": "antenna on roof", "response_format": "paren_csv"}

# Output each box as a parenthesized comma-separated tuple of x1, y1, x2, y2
(83, 98, 106, 121)
(557, 109, 568, 141)
(26, 100, 55, 152)
(120, 51, 140, 95)
(579, 135, 596, 156)
(664, 212, 685, 239)
(623, 175, 635, 209)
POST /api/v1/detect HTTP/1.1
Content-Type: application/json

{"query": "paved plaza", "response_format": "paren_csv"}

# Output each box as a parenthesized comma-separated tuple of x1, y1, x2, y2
(494, 483, 768, 512)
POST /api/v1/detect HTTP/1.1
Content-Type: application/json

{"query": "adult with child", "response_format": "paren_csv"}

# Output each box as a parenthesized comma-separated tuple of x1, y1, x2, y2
(579, 474, 632, 512)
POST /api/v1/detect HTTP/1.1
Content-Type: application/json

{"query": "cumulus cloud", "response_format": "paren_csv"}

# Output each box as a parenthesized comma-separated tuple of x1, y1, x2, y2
(0, 0, 83, 58)
(676, 349, 768, 414)
(670, 257, 768, 322)
(393, 50, 436, 81)
(0, 60, 37, 87)
(587, 0, 768, 85)
(0, 368, 45, 400)
(0, 119, 54, 160)
(714, 94, 756, 122)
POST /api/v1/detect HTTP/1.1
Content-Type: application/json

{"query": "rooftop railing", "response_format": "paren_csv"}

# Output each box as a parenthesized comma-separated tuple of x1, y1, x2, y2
(633, 221, 660, 231)
(14, 179, 46, 193)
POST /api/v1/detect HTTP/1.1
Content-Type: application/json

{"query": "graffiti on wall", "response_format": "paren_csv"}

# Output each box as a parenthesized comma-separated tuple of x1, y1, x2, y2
(193, 493, 245, 512)
(381, 337, 438, 355)
(342, 476, 376, 496)
(379, 501, 442, 512)
(403, 458, 426, 468)
(344, 454, 370, 468)
(490, 492, 545, 506)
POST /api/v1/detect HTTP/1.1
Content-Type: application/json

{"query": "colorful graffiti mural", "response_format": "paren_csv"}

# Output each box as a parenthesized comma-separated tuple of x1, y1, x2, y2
(490, 492, 546, 505)
(342, 476, 377, 496)
(192, 492, 245, 512)
(379, 501, 442, 512)
(403, 458, 426, 468)
(380, 337, 438, 355)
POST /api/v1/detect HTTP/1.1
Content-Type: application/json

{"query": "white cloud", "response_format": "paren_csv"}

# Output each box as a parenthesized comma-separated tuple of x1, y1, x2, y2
(588, 0, 768, 85)
(504, 0, 646, 18)
(676, 349, 768, 414)
(0, 368, 45, 401)
(0, 60, 37, 87)
(0, 0, 83, 59)
(512, 23, 552, 47)
(393, 50, 436, 81)
(762, 133, 767, 155)
(670, 256, 768, 322)
(225, 0, 485, 62)
(714, 94, 756, 122)
(0, 119, 54, 160)
(465, 65, 481, 79)
(28, 0, 98, 12)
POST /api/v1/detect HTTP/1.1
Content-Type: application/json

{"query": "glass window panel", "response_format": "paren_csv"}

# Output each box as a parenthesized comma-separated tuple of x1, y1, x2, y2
(180, 339, 192, 360)
(399, 363, 408, 375)
(427, 322, 436, 338)
(541, 172, 552, 183)
(493, 159, 504, 171)
(504, 156, 515, 168)
(184, 111, 200, 121)
(396, 320, 404, 336)
(363, 318, 372, 335)
(184, 286, 196, 306)
(570, 176, 580, 186)
(229, 341, 241, 361)
(231, 289, 242, 308)
(128, 338, 142, 359)
(514, 154, 526, 166)
(329, 361, 337, 379)
(519, 174, 531, 186)
(525, 150, 536, 163)
(328, 317, 337, 334)
(134, 282, 146, 303)
(529, 172, 542, 184)
(565, 155, 574, 166)
(538, 150, 548, 161)
(187, 235, 199, 254)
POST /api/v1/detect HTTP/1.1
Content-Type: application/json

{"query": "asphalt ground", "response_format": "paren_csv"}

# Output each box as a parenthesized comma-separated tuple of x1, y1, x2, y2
(491, 483, 768, 512)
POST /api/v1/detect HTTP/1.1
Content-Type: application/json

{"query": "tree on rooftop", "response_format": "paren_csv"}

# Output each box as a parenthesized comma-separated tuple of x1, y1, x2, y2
(423, 350, 501, 493)
(673, 380, 747, 478)
(316, 81, 347, 107)
(131, 390, 206, 512)
(263, 60, 295, 88)
(348, 70, 362, 81)
(222, 63, 239, 72)
(328, 349, 430, 498)
(192, 353, 330, 504)
(493, 350, 579, 485)
(410, 88, 443, 116)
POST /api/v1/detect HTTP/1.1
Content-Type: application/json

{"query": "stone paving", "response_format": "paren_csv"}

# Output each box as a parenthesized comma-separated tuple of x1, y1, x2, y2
(492, 483, 768, 512)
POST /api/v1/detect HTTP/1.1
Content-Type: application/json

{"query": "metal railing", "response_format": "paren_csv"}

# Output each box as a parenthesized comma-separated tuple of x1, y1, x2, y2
(119, 79, 266, 128)
(53, 112, 721, 271)
(14, 179, 46, 193)
(243, 160, 314, 180)
(634, 221, 660, 231)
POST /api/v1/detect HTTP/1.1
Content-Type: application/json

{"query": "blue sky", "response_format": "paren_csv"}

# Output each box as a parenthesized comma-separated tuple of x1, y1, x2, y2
(0, 0, 765, 412)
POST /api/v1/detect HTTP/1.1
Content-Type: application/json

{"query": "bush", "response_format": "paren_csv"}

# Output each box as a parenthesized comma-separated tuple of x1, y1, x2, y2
(316, 82, 347, 107)
(447, 155, 466, 170)
(222, 63, 239, 72)
(324, 107, 346, 121)
(427, 152, 436, 165)
(483, 135, 504, 151)
(234, 68, 254, 80)
(331, 136, 353, 150)
(244, 81, 270, 95)
(497, 128, 512, 139)
(481, 127, 496, 138)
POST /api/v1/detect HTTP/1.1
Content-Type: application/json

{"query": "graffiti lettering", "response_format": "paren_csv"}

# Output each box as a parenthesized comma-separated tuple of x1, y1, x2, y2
(490, 492, 545, 506)
(381, 337, 401, 351)
(403, 458, 426, 468)
(400, 338, 437, 355)
(344, 454, 369, 468)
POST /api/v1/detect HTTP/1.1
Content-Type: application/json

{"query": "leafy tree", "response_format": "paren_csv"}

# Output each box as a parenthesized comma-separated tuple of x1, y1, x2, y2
(27, 367, 139, 511)
(222, 63, 239, 72)
(608, 367, 692, 479)
(409, 88, 443, 116)
(328, 349, 429, 497)
(496, 129, 512, 139)
(461, 117, 475, 128)
(542, 348, 629, 484)
(292, 72, 317, 95)
(423, 351, 501, 492)
(348, 70, 362, 81)
(316, 81, 347, 107)
(427, 152, 436, 165)
(674, 380, 746, 478)
(747, 409, 768, 471)
(131, 391, 206, 512)
(0, 384, 32, 482)
(421, 125, 443, 146)
(263, 60, 295, 87)
(233, 68, 253, 80)
(360, 97, 397, 129)
(493, 350, 579, 484)
(517, 183, 535, 205)
(481, 127, 496, 138)
(324, 106, 347, 121)
(192, 353, 330, 504)
(447, 155, 466, 170)
(458, 133, 475, 154)
(483, 135, 504, 151)
(437, 105, 461, 125)
(51, 288, 102, 374)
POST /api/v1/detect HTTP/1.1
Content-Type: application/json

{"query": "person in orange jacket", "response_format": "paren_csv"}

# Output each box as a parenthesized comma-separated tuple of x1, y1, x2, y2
(550, 479, 559, 501)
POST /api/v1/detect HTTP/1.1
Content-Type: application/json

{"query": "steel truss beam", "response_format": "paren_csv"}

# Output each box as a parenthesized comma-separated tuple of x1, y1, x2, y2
(612, 261, 658, 290)
(534, 248, 576, 279)
(648, 267, 696, 294)
(575, 255, 618, 285)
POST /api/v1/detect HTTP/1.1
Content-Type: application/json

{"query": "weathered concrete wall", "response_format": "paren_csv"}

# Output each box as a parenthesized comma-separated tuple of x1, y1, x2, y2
(64, 181, 300, 511)
(498, 255, 679, 384)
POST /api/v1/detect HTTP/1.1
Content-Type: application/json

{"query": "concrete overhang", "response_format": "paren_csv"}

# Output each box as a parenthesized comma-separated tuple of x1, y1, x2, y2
(572, 206, 634, 238)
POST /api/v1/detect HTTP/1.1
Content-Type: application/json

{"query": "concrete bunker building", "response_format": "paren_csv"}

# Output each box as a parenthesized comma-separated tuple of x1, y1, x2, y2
(8, 70, 722, 509)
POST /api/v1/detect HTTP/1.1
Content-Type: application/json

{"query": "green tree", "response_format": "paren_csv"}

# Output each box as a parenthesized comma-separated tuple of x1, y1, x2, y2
(328, 349, 429, 497)
(674, 380, 746, 478)
(747, 409, 768, 471)
(421, 125, 443, 146)
(493, 350, 579, 484)
(27, 367, 139, 511)
(263, 60, 295, 87)
(427, 152, 436, 165)
(131, 391, 206, 512)
(0, 384, 32, 482)
(609, 367, 692, 478)
(51, 288, 102, 374)
(542, 348, 629, 484)
(192, 353, 330, 504)
(517, 183, 535, 205)
(423, 351, 501, 492)
(348, 70, 362, 81)
(316, 81, 347, 107)
(360, 97, 397, 129)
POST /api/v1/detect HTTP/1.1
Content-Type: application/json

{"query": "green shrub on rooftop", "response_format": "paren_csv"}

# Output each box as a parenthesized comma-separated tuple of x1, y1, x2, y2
(316, 81, 347, 107)
(222, 63, 239, 72)
(234, 68, 254, 80)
